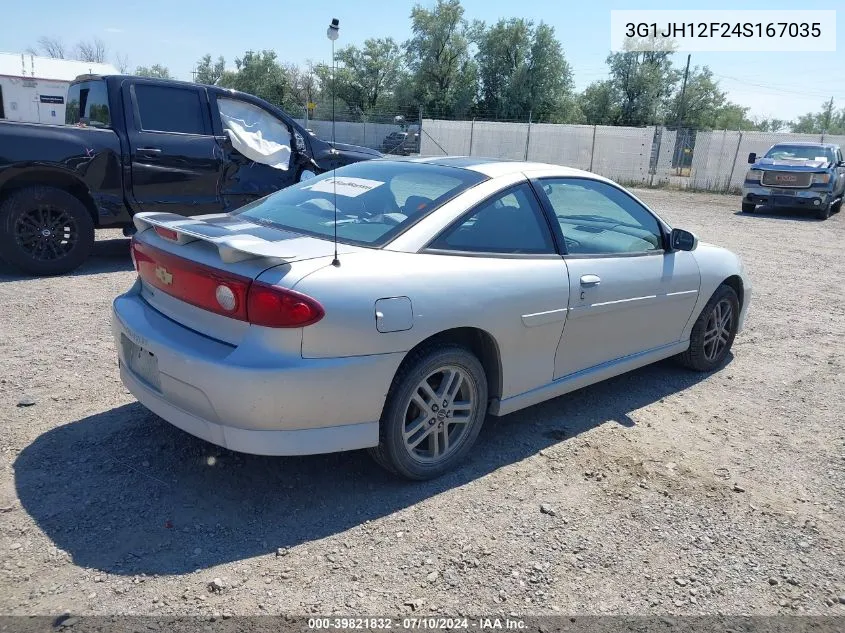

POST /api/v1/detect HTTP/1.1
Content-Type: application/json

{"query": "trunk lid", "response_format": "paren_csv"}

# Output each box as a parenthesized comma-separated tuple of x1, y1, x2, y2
(131, 212, 357, 345)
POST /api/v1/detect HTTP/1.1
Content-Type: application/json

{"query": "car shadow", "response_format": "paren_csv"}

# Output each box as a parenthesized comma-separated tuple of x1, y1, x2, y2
(0, 238, 132, 281)
(13, 356, 728, 576)
(733, 207, 829, 222)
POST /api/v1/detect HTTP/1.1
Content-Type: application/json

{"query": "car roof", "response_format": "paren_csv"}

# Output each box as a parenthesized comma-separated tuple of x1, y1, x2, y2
(404, 156, 596, 178)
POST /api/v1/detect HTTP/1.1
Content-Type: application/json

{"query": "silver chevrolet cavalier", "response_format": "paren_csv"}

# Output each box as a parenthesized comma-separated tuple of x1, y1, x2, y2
(112, 157, 751, 479)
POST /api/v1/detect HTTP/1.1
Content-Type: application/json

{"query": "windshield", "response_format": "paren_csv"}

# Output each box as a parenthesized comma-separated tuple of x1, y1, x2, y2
(765, 145, 834, 162)
(233, 160, 487, 247)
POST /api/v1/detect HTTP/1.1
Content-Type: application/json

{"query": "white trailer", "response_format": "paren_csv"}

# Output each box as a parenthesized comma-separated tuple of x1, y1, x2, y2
(0, 52, 118, 124)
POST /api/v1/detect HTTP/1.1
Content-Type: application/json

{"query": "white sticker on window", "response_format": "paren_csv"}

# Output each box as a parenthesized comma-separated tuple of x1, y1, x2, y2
(304, 177, 384, 198)
(814, 157, 828, 162)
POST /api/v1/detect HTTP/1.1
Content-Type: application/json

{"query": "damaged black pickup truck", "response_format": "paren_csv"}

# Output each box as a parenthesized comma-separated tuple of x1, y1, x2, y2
(0, 75, 381, 275)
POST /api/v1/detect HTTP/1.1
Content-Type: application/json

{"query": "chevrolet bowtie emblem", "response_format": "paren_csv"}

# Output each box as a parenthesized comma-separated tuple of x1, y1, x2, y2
(155, 265, 173, 286)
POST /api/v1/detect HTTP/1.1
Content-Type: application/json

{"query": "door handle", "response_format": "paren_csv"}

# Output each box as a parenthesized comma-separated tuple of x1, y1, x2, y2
(580, 274, 601, 287)
(137, 147, 162, 155)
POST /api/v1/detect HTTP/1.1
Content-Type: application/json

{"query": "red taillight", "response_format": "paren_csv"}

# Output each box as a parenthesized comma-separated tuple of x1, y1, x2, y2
(131, 240, 324, 328)
(154, 226, 179, 241)
(247, 282, 325, 328)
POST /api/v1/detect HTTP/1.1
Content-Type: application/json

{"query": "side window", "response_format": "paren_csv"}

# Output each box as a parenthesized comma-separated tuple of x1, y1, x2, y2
(135, 84, 206, 134)
(540, 178, 663, 255)
(428, 183, 555, 255)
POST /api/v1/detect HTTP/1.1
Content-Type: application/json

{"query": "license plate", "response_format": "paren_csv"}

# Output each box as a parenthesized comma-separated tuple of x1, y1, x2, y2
(770, 188, 796, 196)
(121, 334, 161, 391)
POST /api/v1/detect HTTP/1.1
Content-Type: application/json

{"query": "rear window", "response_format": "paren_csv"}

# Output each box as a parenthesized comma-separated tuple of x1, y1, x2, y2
(65, 80, 110, 128)
(233, 161, 487, 247)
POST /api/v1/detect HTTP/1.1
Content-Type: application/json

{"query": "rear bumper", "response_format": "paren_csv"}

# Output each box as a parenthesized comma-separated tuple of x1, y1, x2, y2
(742, 185, 831, 210)
(111, 283, 404, 455)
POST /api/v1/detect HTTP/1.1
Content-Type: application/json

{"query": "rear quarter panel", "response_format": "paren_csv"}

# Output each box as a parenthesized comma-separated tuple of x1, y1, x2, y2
(292, 249, 570, 400)
(0, 121, 127, 224)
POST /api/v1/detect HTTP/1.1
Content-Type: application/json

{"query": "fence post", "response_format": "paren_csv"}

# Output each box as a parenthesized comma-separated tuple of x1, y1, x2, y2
(469, 118, 475, 156)
(418, 105, 424, 155)
(727, 131, 743, 193)
(524, 111, 532, 161)
(589, 125, 597, 172)
(821, 130, 826, 143)
(649, 126, 663, 187)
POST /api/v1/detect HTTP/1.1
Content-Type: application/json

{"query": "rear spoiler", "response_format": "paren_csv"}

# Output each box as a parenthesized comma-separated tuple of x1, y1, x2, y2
(133, 212, 296, 264)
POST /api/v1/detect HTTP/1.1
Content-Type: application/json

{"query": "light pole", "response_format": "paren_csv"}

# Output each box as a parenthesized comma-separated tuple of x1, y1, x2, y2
(327, 18, 339, 147)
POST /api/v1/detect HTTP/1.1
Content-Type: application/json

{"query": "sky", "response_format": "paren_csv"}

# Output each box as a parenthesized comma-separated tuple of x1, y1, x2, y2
(3, 0, 842, 123)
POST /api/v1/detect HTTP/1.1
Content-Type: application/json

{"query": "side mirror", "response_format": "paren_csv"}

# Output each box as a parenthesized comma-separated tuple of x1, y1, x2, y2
(747, 152, 757, 164)
(670, 228, 698, 252)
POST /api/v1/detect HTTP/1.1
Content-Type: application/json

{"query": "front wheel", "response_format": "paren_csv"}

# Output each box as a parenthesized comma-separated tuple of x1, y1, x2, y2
(816, 204, 831, 220)
(0, 186, 95, 276)
(677, 284, 740, 372)
(741, 202, 756, 213)
(369, 345, 488, 480)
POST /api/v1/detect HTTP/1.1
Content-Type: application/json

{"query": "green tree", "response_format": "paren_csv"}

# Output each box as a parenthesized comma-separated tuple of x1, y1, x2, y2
(405, 0, 478, 117)
(608, 51, 679, 126)
(194, 54, 226, 85)
(791, 99, 845, 134)
(217, 50, 290, 109)
(474, 18, 574, 122)
(135, 64, 171, 79)
(335, 38, 404, 112)
(579, 80, 620, 125)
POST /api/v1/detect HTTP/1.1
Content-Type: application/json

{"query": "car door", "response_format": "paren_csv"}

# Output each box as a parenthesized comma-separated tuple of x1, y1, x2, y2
(422, 182, 570, 398)
(209, 94, 300, 210)
(532, 177, 701, 379)
(124, 80, 223, 215)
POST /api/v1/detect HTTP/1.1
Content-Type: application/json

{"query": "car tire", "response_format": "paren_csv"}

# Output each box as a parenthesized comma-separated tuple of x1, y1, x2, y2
(830, 198, 842, 214)
(816, 204, 831, 220)
(369, 345, 488, 480)
(0, 186, 95, 276)
(677, 284, 740, 372)
(741, 203, 755, 213)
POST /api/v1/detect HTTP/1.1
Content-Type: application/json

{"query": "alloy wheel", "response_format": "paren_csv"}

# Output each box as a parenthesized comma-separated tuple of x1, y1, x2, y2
(402, 365, 476, 464)
(13, 206, 78, 262)
(703, 299, 733, 361)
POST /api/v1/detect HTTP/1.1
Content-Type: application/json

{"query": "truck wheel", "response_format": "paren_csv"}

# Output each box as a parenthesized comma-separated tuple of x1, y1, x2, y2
(0, 186, 95, 276)
(816, 204, 831, 220)
(831, 198, 842, 214)
(741, 203, 755, 213)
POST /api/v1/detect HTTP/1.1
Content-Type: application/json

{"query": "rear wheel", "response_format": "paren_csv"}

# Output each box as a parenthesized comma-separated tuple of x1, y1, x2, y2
(369, 345, 488, 480)
(0, 186, 94, 276)
(741, 202, 756, 213)
(677, 284, 740, 372)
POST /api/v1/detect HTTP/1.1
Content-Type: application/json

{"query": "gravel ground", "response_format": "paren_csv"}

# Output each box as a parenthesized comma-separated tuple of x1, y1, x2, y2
(1, 190, 844, 617)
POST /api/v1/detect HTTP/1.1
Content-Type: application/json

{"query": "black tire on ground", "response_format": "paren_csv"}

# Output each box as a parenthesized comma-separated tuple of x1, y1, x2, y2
(816, 204, 831, 220)
(368, 344, 488, 480)
(677, 284, 740, 372)
(830, 198, 842, 214)
(0, 186, 95, 276)
(741, 203, 756, 213)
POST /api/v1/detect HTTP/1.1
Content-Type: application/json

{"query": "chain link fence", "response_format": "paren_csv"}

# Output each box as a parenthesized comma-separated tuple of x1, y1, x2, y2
(419, 118, 845, 193)
(294, 109, 422, 155)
